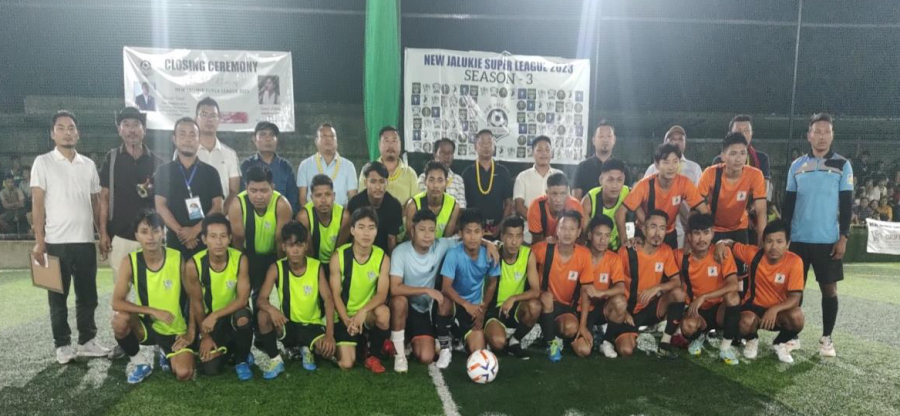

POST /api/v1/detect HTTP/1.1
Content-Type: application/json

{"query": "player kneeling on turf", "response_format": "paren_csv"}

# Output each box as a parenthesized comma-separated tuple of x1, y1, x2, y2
(574, 215, 628, 358)
(714, 219, 805, 364)
(533, 210, 593, 362)
(184, 214, 253, 380)
(256, 221, 337, 379)
(608, 210, 686, 359)
(484, 216, 541, 359)
(675, 213, 741, 365)
(330, 207, 392, 373)
(111, 210, 198, 384)
(436, 209, 501, 364)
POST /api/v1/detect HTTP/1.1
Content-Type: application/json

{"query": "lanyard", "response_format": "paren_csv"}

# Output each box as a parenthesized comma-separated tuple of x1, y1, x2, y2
(179, 163, 198, 197)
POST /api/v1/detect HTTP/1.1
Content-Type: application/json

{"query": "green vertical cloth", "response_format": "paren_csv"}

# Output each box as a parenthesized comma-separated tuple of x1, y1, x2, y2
(363, 0, 401, 161)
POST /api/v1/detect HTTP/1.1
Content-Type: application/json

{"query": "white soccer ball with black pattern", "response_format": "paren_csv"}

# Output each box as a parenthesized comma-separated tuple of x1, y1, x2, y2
(466, 349, 498, 384)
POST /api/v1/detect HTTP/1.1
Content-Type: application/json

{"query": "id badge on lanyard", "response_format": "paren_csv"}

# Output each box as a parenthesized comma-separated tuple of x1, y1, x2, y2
(180, 164, 204, 221)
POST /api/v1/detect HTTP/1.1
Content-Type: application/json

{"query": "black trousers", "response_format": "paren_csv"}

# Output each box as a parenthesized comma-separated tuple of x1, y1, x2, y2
(46, 243, 98, 348)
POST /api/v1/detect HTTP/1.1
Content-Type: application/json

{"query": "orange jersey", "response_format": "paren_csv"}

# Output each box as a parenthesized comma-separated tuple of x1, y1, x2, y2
(618, 244, 679, 313)
(533, 242, 593, 306)
(581, 250, 626, 291)
(732, 243, 805, 309)
(698, 164, 766, 232)
(623, 173, 704, 233)
(674, 249, 738, 309)
(527, 195, 585, 237)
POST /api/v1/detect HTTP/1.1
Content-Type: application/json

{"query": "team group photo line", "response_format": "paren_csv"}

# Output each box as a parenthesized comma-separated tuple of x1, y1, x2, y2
(31, 98, 848, 384)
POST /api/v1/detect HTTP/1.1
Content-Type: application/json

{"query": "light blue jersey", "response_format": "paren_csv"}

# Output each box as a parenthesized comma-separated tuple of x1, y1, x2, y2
(440, 244, 501, 305)
(786, 151, 854, 244)
(390, 238, 458, 313)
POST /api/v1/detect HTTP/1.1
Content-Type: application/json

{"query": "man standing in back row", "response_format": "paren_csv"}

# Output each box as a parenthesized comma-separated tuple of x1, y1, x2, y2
(194, 97, 241, 211)
(782, 113, 851, 358)
(463, 129, 513, 239)
(573, 121, 631, 200)
(298, 123, 358, 207)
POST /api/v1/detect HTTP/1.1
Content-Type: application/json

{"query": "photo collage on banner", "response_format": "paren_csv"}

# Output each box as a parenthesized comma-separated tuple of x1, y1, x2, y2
(404, 48, 591, 164)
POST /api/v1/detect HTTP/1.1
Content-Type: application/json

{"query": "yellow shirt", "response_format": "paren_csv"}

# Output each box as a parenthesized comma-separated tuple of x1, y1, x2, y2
(358, 158, 418, 205)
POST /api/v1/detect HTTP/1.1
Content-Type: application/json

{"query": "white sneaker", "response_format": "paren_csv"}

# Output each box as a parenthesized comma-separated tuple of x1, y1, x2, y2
(773, 343, 794, 364)
(819, 336, 836, 357)
(786, 338, 801, 352)
(108, 345, 127, 360)
(743, 338, 759, 359)
(56, 345, 76, 364)
(436, 348, 452, 369)
(600, 341, 618, 358)
(394, 354, 409, 373)
(77, 339, 111, 358)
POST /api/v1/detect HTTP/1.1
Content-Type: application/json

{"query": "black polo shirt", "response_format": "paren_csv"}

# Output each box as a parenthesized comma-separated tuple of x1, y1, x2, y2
(346, 190, 402, 252)
(572, 155, 631, 195)
(99, 145, 164, 240)
(462, 160, 512, 235)
(153, 158, 223, 254)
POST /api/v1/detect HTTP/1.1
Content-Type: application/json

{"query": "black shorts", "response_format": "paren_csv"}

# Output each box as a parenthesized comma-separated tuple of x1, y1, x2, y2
(696, 305, 722, 331)
(621, 297, 664, 334)
(281, 322, 326, 350)
(790, 242, 844, 284)
(406, 308, 436, 341)
(207, 310, 249, 354)
(334, 320, 365, 346)
(139, 317, 195, 358)
(584, 300, 609, 328)
(452, 303, 478, 340)
(485, 301, 520, 330)
(740, 303, 784, 332)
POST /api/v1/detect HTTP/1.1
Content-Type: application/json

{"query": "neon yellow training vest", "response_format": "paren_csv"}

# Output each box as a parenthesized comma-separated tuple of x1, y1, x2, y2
(496, 245, 531, 307)
(276, 258, 324, 325)
(336, 243, 385, 317)
(413, 192, 456, 238)
(305, 202, 344, 263)
(238, 190, 281, 255)
(193, 247, 242, 314)
(587, 185, 630, 251)
(131, 247, 187, 336)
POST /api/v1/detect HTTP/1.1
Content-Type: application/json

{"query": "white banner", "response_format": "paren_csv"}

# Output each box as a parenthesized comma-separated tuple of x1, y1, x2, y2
(123, 47, 294, 132)
(403, 48, 591, 164)
(865, 218, 900, 255)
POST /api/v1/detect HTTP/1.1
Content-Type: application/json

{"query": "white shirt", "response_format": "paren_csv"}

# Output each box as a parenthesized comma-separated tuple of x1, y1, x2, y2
(514, 165, 563, 209)
(31, 148, 101, 244)
(176, 139, 241, 197)
(417, 169, 467, 208)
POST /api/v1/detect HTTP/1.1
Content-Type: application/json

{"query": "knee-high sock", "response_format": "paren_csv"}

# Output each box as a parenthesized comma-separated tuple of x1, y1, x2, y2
(116, 332, 140, 357)
(822, 296, 838, 337)
(259, 330, 279, 359)
(369, 327, 389, 358)
(723, 305, 740, 341)
(604, 322, 622, 344)
(435, 314, 452, 349)
(774, 330, 799, 345)
(665, 302, 685, 336)
(511, 322, 533, 342)
(233, 323, 253, 364)
(540, 312, 557, 344)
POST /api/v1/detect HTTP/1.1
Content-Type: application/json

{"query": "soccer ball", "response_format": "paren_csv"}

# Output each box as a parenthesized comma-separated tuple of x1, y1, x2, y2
(466, 349, 499, 384)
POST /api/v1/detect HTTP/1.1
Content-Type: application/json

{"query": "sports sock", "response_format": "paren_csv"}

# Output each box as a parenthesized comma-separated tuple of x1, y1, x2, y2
(511, 322, 532, 342)
(540, 312, 556, 345)
(604, 322, 622, 344)
(774, 330, 798, 345)
(369, 327, 390, 358)
(745, 332, 759, 341)
(391, 330, 406, 357)
(723, 305, 740, 342)
(822, 295, 838, 337)
(435, 314, 452, 350)
(664, 302, 685, 335)
(116, 332, 140, 357)
(258, 330, 280, 359)
(233, 322, 253, 365)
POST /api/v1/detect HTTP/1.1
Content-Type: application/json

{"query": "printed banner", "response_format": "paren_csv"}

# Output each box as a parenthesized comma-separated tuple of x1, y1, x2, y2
(403, 48, 591, 164)
(866, 218, 900, 255)
(123, 47, 294, 132)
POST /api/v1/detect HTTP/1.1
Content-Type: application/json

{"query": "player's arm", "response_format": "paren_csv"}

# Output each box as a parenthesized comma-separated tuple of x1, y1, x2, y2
(390, 273, 443, 303)
(760, 291, 802, 331)
(228, 198, 245, 249)
(296, 209, 312, 246)
(110, 256, 156, 316)
(753, 198, 767, 245)
(640, 273, 682, 306)
(482, 274, 499, 312)
(688, 273, 739, 318)
(614, 204, 630, 246)
(514, 198, 527, 218)
(336, 210, 351, 246)
(578, 283, 593, 331)
(257, 263, 286, 327)
(713, 239, 737, 263)
(298, 186, 309, 207)
(154, 195, 183, 237)
(275, 196, 292, 258)
(181, 259, 204, 336)
(329, 254, 351, 326)
(593, 281, 626, 300)
(316, 266, 336, 357)
(445, 203, 461, 236)
(580, 195, 592, 234)
(98, 187, 111, 258)
(387, 235, 398, 255)
(176, 260, 198, 350)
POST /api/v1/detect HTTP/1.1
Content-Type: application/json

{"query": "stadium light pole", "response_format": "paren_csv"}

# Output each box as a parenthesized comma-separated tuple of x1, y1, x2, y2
(787, 0, 804, 147)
